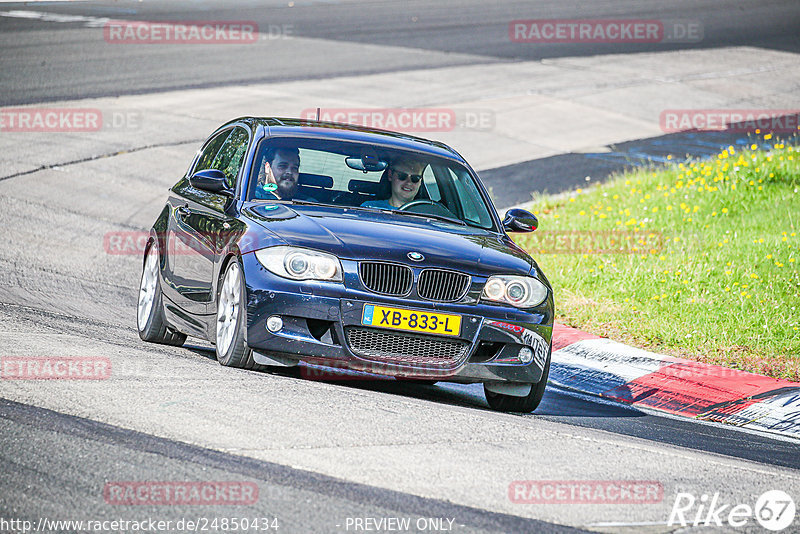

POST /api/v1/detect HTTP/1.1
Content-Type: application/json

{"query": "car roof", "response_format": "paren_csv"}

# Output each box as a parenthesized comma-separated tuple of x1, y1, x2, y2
(223, 117, 467, 164)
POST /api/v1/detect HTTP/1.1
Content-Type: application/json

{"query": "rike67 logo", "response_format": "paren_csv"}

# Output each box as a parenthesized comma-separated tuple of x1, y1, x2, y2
(669, 490, 796, 531)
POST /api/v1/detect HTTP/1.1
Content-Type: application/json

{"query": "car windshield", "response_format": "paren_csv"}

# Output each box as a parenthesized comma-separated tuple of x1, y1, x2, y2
(246, 137, 497, 230)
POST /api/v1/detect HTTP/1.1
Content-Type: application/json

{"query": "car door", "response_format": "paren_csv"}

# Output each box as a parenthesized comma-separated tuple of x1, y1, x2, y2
(167, 127, 250, 317)
(162, 129, 230, 316)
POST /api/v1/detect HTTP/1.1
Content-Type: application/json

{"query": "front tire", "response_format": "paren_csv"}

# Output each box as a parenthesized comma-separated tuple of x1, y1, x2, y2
(137, 241, 186, 346)
(484, 351, 550, 413)
(215, 260, 262, 370)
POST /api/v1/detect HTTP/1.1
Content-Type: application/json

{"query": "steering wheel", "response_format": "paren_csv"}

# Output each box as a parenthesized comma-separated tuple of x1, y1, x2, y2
(398, 199, 458, 219)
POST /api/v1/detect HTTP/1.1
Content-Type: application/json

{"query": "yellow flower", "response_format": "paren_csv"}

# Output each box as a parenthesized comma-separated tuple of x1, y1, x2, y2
(764, 133, 772, 140)
(721, 208, 728, 213)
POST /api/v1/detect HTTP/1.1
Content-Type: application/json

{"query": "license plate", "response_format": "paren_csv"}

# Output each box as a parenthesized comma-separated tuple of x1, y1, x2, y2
(361, 304, 461, 336)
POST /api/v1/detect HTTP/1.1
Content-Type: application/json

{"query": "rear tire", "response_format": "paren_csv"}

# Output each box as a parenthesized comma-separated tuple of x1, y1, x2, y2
(484, 351, 550, 413)
(215, 260, 263, 370)
(137, 241, 186, 346)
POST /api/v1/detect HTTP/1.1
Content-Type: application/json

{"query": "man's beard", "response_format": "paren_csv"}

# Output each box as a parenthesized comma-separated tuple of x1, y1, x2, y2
(277, 176, 298, 199)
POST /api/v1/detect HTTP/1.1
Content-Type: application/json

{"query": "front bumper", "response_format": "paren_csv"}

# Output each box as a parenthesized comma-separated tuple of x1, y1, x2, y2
(242, 254, 553, 383)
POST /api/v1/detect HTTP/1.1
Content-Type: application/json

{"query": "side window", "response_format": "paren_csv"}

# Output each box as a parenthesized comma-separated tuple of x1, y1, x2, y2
(193, 130, 231, 175)
(450, 169, 493, 228)
(423, 166, 441, 201)
(211, 127, 250, 189)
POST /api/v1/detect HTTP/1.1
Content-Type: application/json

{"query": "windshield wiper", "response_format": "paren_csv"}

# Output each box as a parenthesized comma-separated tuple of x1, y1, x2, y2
(392, 210, 467, 226)
(290, 199, 334, 207)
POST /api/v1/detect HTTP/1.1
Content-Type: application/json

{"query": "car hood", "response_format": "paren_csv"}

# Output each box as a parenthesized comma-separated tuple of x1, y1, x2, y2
(243, 204, 533, 275)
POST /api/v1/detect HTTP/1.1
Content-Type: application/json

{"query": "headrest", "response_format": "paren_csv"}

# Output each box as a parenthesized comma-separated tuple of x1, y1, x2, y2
(298, 173, 334, 189)
(348, 179, 381, 195)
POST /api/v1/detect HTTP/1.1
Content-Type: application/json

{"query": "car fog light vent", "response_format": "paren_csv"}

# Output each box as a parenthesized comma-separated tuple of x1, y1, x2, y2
(470, 341, 504, 363)
(518, 347, 533, 363)
(266, 315, 283, 333)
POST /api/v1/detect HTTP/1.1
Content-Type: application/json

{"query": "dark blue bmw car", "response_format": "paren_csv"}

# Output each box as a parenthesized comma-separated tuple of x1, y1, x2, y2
(137, 117, 554, 412)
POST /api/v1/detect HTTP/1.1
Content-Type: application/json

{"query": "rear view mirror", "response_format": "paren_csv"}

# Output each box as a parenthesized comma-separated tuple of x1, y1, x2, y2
(190, 169, 233, 196)
(503, 208, 538, 232)
(345, 154, 387, 173)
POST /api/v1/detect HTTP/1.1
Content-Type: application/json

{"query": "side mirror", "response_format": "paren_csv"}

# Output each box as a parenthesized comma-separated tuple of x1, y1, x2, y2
(503, 208, 538, 232)
(190, 169, 233, 196)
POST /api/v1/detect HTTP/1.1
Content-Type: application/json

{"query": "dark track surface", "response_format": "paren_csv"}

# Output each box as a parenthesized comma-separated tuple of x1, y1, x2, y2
(1, 0, 798, 105)
(2, 2, 799, 532)
(0, 398, 584, 534)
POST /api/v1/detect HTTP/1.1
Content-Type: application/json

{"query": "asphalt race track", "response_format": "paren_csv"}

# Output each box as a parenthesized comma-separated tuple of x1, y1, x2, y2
(1, 1, 800, 533)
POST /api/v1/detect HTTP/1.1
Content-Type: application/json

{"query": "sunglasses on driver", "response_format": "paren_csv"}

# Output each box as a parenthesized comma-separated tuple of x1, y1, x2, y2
(392, 170, 422, 183)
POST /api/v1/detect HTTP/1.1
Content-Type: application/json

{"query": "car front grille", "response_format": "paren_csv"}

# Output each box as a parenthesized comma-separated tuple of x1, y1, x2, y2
(417, 269, 471, 302)
(359, 262, 413, 296)
(359, 262, 470, 301)
(345, 327, 470, 368)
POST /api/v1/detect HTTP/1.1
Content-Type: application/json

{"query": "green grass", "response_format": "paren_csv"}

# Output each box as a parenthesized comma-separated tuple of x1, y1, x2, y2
(513, 137, 800, 381)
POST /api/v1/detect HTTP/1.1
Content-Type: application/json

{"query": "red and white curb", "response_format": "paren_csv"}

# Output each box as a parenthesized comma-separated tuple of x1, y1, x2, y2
(551, 324, 800, 440)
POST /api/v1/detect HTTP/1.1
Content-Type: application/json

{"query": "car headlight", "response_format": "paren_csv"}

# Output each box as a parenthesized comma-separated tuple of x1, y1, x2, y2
(254, 246, 343, 282)
(481, 275, 548, 308)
